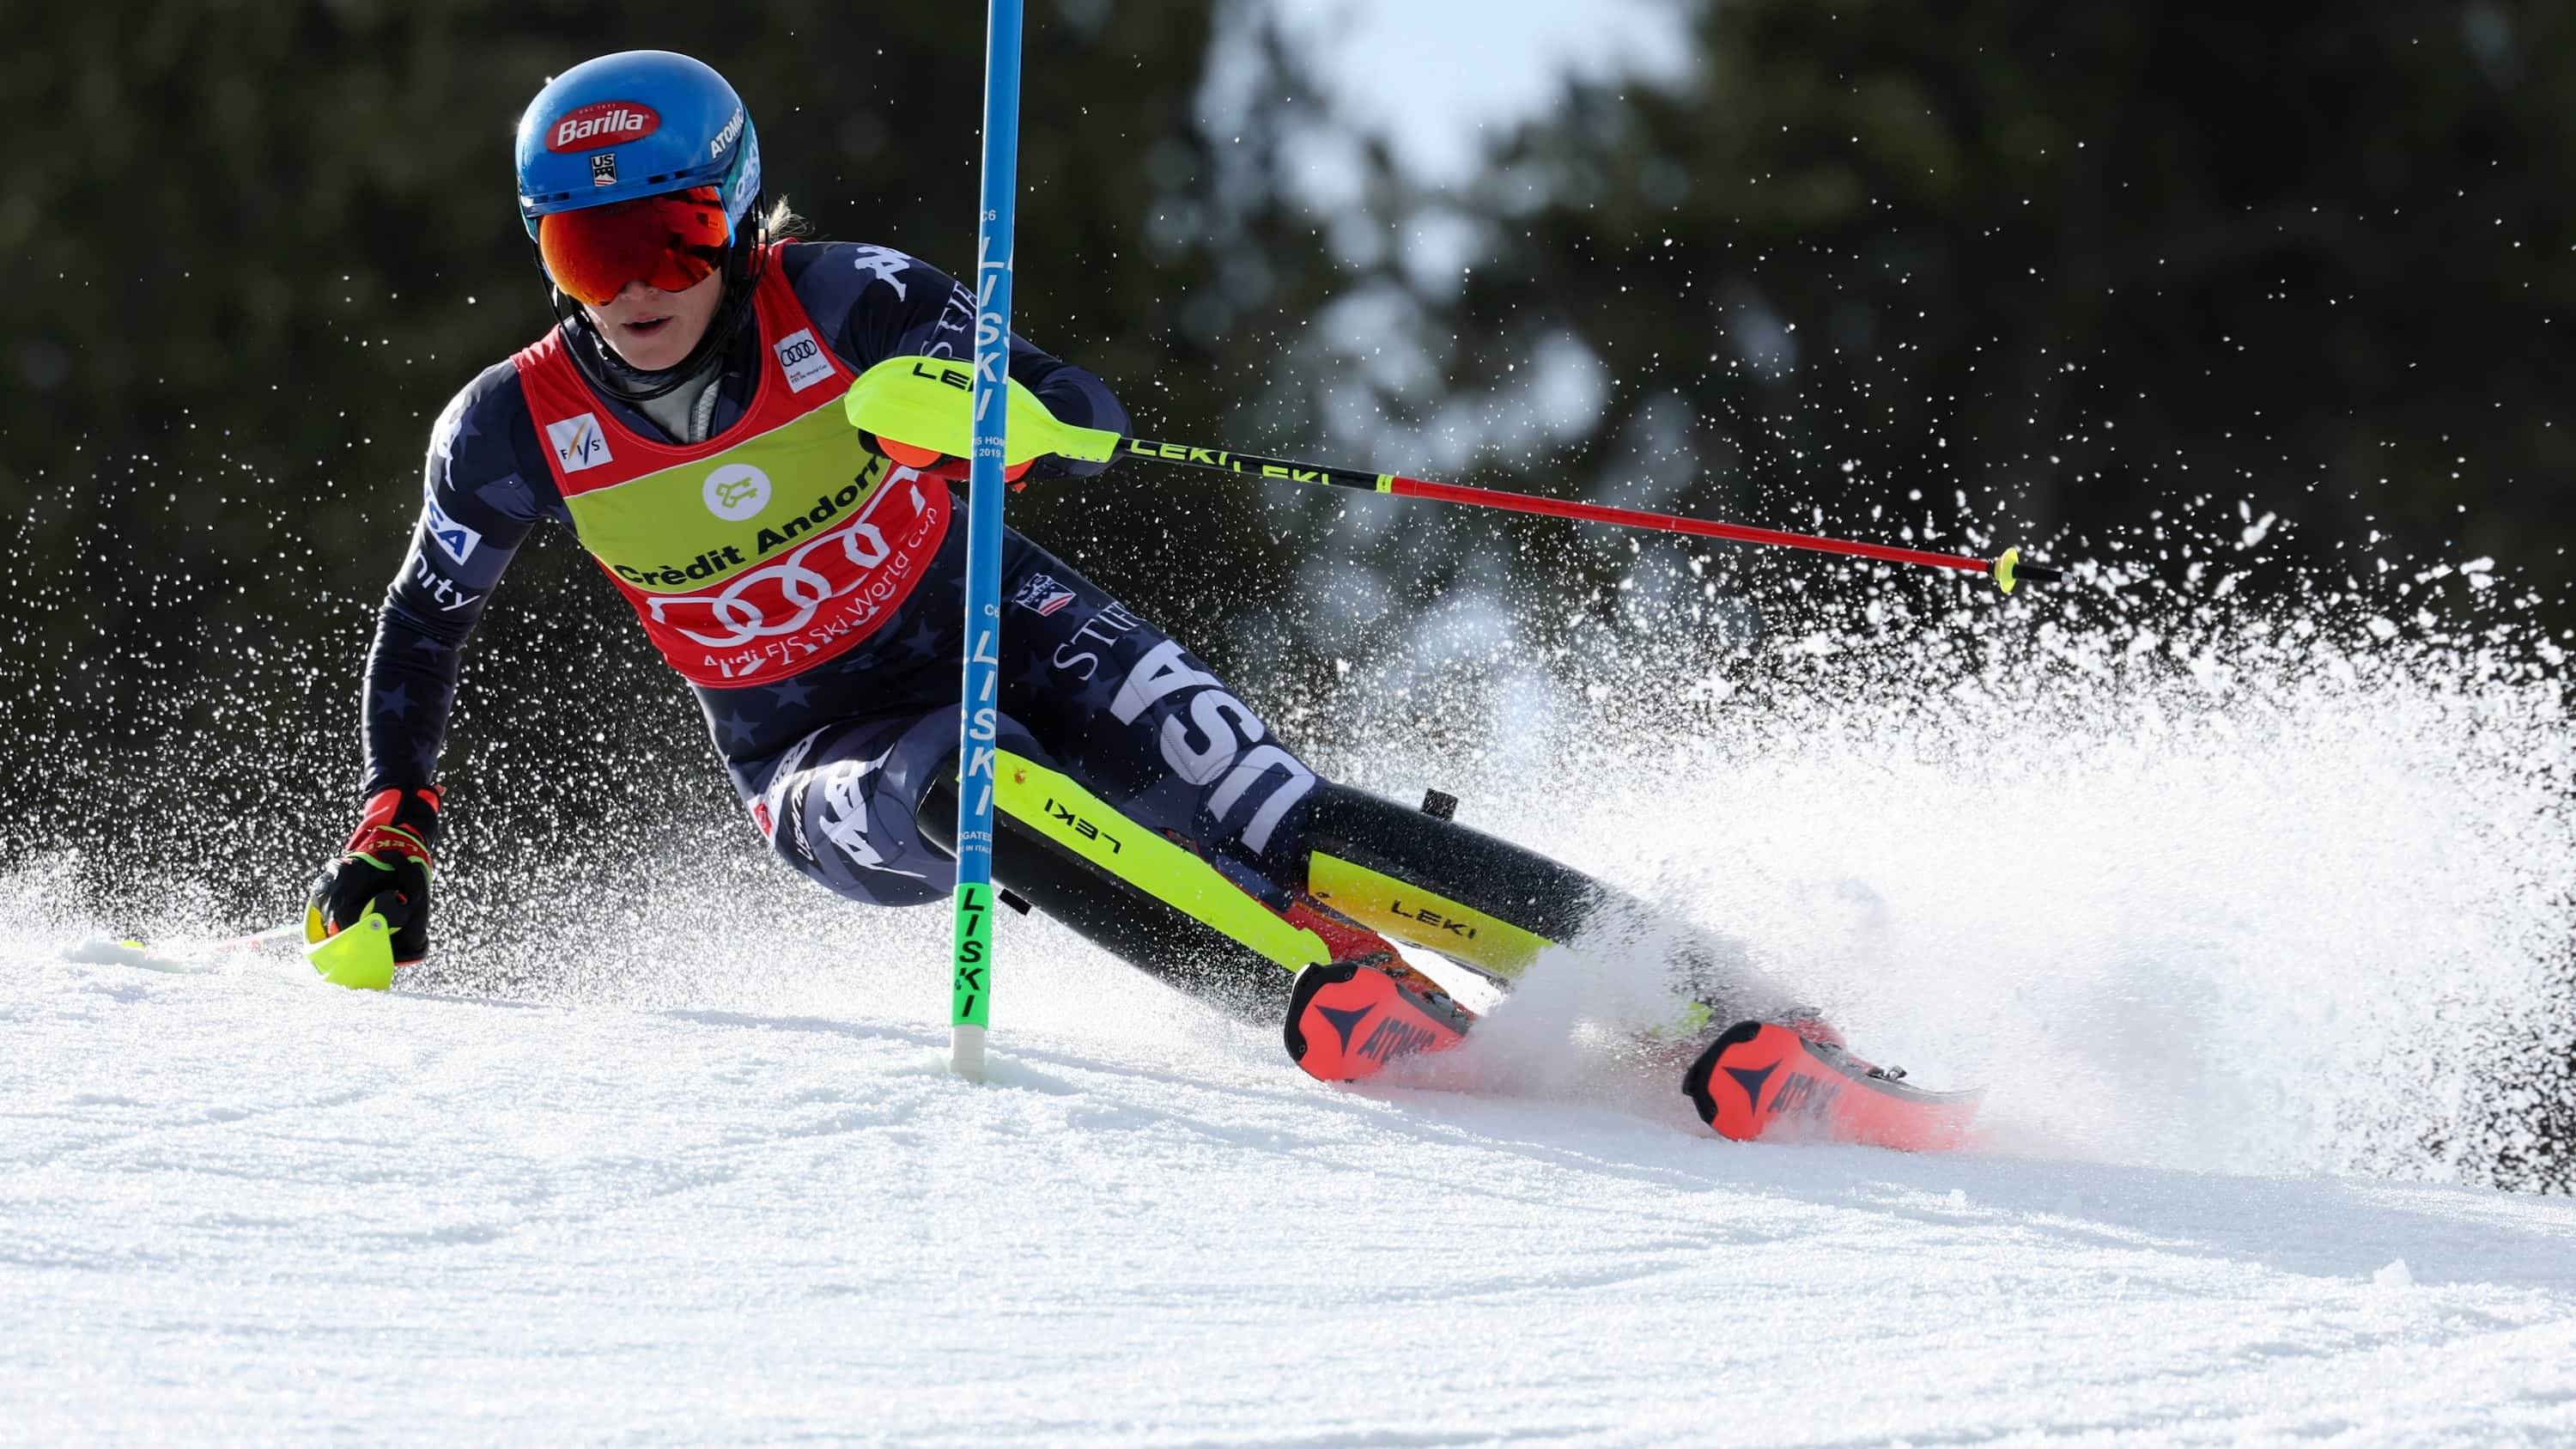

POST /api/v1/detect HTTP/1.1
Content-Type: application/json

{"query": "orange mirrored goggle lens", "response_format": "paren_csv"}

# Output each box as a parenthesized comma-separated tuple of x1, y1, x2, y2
(536, 186, 730, 307)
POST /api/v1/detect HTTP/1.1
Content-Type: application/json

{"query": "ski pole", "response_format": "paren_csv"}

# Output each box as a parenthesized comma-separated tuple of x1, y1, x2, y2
(845, 358, 2062, 594)
(1110, 439, 2057, 593)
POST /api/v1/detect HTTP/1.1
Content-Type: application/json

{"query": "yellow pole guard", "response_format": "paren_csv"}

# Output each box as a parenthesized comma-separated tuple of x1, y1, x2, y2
(842, 356, 1122, 466)
(302, 904, 398, 990)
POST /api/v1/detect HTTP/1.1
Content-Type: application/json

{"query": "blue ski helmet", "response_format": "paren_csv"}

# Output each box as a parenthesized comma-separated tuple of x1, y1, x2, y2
(515, 51, 762, 244)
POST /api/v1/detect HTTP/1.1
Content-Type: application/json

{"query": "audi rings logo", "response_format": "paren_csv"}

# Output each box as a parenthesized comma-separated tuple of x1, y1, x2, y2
(646, 520, 896, 648)
(703, 463, 773, 521)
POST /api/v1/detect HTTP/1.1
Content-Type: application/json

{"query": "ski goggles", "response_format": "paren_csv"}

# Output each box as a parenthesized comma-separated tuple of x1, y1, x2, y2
(535, 186, 731, 307)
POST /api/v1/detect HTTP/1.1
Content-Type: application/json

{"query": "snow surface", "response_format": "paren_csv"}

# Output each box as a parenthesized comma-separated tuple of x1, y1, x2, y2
(11, 531, 2576, 1442)
(7, 920, 2575, 1445)
(10, 405, 2576, 1440)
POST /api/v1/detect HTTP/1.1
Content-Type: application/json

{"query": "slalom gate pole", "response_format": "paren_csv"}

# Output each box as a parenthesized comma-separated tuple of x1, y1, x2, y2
(1113, 440, 2061, 591)
(950, 0, 1025, 1082)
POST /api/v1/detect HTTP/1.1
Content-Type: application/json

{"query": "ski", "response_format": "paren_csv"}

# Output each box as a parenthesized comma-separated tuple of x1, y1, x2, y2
(61, 924, 303, 976)
(1283, 958, 1474, 1082)
(1681, 1020, 1982, 1153)
(60, 916, 397, 990)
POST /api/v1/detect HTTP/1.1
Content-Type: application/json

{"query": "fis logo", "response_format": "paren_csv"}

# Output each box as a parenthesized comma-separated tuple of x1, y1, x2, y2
(546, 413, 613, 472)
(1010, 572, 1078, 617)
(546, 101, 660, 153)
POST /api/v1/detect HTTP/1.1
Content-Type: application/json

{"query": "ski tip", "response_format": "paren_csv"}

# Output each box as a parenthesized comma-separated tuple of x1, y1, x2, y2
(61, 936, 228, 974)
(62, 936, 150, 966)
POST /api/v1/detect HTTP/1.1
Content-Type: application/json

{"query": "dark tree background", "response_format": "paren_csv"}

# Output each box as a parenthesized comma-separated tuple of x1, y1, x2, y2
(0, 0, 1384, 861)
(3, 1, 2569, 1182)
(1297, 0, 2576, 627)
(11, 0, 2573, 801)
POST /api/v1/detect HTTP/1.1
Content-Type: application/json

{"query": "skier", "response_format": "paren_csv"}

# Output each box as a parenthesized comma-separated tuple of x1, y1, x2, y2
(303, 50, 1971, 1149)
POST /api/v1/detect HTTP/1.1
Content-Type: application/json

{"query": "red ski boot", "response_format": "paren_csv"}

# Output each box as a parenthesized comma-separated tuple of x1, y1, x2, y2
(1277, 897, 1475, 1083)
(1681, 1019, 1981, 1153)
(1283, 957, 1475, 1082)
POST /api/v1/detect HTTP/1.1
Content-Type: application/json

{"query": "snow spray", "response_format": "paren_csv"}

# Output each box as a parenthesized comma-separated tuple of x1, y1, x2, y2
(2, 468, 2567, 1190)
(1297, 505, 2574, 1190)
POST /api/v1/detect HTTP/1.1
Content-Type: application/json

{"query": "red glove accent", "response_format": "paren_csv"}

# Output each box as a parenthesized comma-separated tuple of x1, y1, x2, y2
(1282, 898, 1402, 965)
(347, 785, 442, 859)
(313, 785, 443, 968)
(877, 438, 945, 472)
(876, 436, 1035, 484)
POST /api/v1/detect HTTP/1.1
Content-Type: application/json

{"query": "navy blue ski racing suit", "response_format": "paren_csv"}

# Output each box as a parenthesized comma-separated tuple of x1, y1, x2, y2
(367, 240, 1318, 925)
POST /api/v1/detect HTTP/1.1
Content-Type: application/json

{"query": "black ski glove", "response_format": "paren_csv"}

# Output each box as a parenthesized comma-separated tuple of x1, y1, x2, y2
(306, 785, 442, 968)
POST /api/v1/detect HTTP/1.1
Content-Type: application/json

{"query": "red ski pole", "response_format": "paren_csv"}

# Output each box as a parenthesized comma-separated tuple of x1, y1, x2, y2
(843, 357, 2060, 592)
(1115, 438, 2059, 593)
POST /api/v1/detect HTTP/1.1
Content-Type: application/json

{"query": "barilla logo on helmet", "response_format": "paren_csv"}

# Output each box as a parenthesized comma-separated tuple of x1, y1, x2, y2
(546, 100, 660, 154)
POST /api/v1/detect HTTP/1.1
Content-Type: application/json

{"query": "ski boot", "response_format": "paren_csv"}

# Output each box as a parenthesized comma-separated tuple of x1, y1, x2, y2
(1279, 897, 1475, 1082)
(1680, 1013, 1980, 1153)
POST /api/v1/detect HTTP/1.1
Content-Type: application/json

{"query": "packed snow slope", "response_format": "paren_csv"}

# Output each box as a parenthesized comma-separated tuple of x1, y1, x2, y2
(8, 499, 2575, 1440)
(6, 915, 2575, 1445)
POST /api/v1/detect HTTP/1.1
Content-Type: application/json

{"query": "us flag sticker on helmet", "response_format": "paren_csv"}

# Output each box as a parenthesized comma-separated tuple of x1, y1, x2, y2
(589, 153, 617, 187)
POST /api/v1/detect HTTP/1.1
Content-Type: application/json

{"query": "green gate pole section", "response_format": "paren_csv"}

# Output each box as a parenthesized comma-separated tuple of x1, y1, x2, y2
(953, 882, 993, 1028)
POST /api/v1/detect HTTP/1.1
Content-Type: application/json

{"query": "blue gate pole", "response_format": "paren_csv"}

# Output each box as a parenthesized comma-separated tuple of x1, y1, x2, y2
(950, 0, 1024, 1081)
